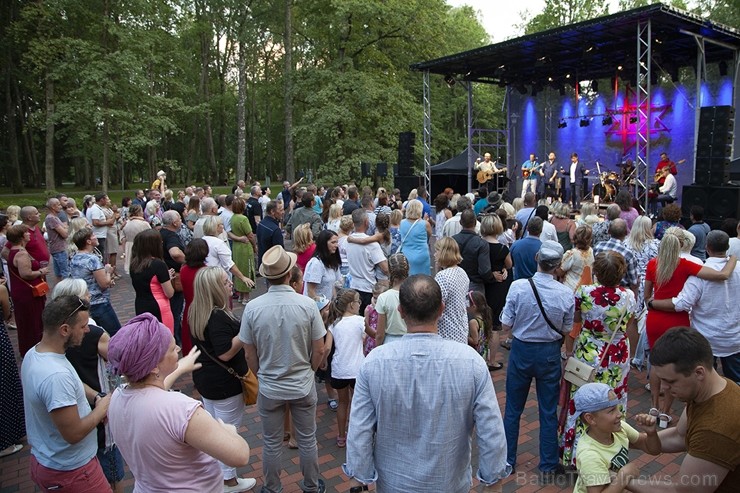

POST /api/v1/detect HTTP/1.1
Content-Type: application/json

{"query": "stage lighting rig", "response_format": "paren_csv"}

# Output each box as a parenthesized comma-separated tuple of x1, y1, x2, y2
(579, 118, 590, 127)
(602, 116, 612, 126)
(558, 119, 567, 129)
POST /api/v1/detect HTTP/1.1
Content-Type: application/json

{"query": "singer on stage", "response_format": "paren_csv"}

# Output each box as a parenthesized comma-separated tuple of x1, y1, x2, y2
(521, 153, 541, 198)
(566, 152, 588, 209)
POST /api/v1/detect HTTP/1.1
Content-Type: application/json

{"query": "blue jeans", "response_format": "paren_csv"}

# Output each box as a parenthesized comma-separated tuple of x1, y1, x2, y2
(90, 302, 122, 337)
(169, 291, 184, 346)
(717, 353, 740, 385)
(504, 338, 562, 472)
(51, 251, 70, 278)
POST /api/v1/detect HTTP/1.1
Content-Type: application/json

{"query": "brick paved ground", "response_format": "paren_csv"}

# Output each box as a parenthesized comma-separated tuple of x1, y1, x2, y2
(1, 270, 686, 493)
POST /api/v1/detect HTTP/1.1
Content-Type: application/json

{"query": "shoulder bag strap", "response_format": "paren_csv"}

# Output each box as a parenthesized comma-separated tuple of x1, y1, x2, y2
(594, 308, 629, 368)
(197, 343, 245, 380)
(399, 219, 420, 251)
(527, 278, 563, 339)
(522, 208, 536, 235)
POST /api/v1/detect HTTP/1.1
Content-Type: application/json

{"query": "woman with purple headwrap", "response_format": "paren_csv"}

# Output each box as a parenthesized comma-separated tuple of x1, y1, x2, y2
(107, 313, 251, 493)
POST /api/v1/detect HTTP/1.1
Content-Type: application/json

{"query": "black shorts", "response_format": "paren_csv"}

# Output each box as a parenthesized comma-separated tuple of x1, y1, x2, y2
(330, 377, 356, 390)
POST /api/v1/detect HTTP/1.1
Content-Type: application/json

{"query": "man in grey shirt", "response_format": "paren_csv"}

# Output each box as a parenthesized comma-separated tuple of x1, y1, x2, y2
(240, 245, 327, 493)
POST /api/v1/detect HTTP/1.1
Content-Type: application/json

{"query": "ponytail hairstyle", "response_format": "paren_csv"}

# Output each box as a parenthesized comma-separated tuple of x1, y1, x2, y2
(327, 289, 358, 328)
(467, 290, 493, 333)
(372, 280, 390, 298)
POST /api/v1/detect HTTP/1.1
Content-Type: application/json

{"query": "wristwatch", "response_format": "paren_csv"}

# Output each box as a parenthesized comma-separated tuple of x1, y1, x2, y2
(349, 486, 369, 493)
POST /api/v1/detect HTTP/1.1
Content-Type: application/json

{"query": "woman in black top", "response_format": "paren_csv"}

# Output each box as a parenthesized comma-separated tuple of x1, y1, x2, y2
(480, 214, 512, 370)
(188, 266, 256, 492)
(129, 230, 175, 332)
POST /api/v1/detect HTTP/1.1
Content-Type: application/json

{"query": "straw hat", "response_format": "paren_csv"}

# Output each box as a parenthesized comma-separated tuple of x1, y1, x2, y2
(259, 245, 297, 279)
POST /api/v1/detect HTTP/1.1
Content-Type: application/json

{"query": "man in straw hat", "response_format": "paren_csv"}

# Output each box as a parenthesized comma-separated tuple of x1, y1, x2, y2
(240, 245, 327, 493)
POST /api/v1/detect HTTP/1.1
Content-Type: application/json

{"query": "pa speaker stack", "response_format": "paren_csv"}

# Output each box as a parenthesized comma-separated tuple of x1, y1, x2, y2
(695, 105, 734, 185)
(395, 131, 419, 199)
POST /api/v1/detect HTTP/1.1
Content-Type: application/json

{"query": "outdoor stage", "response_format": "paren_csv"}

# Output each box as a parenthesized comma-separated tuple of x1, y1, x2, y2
(412, 3, 740, 225)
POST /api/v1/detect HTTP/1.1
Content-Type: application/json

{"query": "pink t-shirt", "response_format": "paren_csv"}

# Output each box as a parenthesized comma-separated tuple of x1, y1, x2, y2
(108, 386, 221, 493)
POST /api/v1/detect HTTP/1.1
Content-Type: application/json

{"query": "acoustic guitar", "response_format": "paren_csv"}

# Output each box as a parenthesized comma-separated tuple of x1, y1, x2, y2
(476, 163, 506, 184)
(653, 158, 686, 182)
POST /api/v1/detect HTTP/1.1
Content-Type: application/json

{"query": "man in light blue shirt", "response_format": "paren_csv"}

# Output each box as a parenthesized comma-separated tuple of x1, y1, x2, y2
(343, 275, 510, 493)
(501, 240, 574, 481)
(22, 296, 112, 492)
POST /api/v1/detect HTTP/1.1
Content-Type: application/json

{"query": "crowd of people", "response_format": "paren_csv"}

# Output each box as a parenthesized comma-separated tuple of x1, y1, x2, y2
(0, 175, 738, 493)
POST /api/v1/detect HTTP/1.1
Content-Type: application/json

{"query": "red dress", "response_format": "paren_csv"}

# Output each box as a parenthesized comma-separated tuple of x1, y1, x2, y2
(645, 258, 702, 347)
(179, 264, 203, 355)
(8, 248, 46, 356)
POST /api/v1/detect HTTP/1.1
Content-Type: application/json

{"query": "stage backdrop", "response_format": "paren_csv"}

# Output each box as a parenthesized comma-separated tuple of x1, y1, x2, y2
(508, 73, 738, 203)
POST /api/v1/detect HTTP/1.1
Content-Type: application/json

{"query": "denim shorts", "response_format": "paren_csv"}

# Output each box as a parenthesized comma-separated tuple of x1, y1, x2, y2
(97, 445, 125, 483)
(51, 251, 70, 278)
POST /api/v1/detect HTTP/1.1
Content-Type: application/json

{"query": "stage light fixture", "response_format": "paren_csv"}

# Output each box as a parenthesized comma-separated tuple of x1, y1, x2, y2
(617, 65, 623, 71)
(558, 119, 567, 129)
(579, 118, 590, 127)
(719, 60, 728, 76)
(629, 116, 638, 124)
(444, 74, 456, 87)
(602, 116, 613, 126)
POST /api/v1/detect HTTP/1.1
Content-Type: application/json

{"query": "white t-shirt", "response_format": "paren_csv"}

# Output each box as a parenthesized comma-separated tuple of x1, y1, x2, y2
(329, 315, 365, 379)
(539, 220, 558, 243)
(203, 235, 235, 272)
(219, 208, 234, 233)
(727, 237, 740, 258)
(86, 204, 108, 239)
(303, 258, 340, 300)
(346, 233, 386, 293)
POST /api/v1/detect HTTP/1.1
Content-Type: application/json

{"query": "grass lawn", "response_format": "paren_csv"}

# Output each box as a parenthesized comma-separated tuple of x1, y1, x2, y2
(0, 185, 235, 211)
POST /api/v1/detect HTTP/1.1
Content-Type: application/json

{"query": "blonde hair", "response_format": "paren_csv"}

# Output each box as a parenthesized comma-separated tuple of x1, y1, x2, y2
(293, 223, 314, 253)
(665, 226, 695, 253)
(512, 198, 524, 213)
(390, 209, 403, 226)
(145, 200, 159, 218)
(552, 202, 571, 219)
(164, 189, 173, 201)
(328, 203, 343, 221)
(480, 214, 504, 237)
(656, 233, 681, 287)
(202, 215, 223, 237)
(405, 199, 423, 220)
(188, 267, 234, 341)
(626, 216, 654, 251)
(407, 189, 418, 201)
(339, 215, 354, 234)
(499, 202, 515, 219)
(435, 236, 462, 268)
(6, 205, 20, 224)
(580, 202, 597, 218)
(67, 217, 92, 256)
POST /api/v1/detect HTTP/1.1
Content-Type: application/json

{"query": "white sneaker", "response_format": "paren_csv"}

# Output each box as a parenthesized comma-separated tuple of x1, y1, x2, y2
(224, 477, 257, 492)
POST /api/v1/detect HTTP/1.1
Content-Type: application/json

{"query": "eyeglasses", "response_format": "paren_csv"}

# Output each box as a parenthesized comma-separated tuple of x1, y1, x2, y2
(65, 298, 86, 322)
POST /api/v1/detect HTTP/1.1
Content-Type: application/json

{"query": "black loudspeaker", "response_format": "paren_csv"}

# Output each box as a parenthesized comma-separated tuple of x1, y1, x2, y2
(394, 175, 420, 199)
(376, 162, 388, 177)
(398, 132, 415, 175)
(361, 162, 371, 178)
(681, 184, 740, 221)
(696, 106, 734, 185)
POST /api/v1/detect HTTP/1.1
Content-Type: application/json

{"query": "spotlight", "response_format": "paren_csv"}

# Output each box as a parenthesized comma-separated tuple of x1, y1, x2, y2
(444, 74, 456, 87)
(617, 65, 623, 71)
(630, 116, 638, 124)
(558, 119, 567, 129)
(602, 116, 613, 126)
(579, 118, 590, 127)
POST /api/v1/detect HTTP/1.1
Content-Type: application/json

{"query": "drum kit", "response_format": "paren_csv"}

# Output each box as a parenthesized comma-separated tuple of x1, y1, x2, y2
(589, 161, 622, 203)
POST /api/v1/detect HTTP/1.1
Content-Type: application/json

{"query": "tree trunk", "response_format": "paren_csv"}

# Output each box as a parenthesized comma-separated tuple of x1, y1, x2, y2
(45, 75, 55, 191)
(5, 64, 23, 193)
(101, 116, 109, 192)
(283, 0, 294, 182)
(236, 47, 246, 184)
(15, 86, 39, 182)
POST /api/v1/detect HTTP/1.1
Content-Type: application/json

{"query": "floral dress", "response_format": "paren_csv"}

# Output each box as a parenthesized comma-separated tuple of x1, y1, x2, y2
(364, 305, 378, 356)
(559, 283, 636, 467)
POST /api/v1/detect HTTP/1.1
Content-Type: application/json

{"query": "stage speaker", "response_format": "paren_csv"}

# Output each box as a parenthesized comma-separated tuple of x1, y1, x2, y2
(696, 106, 735, 186)
(394, 175, 420, 199)
(398, 132, 415, 175)
(376, 162, 388, 177)
(361, 162, 371, 178)
(681, 184, 740, 221)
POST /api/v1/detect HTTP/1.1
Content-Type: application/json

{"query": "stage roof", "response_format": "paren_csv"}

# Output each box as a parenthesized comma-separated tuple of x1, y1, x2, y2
(411, 3, 740, 88)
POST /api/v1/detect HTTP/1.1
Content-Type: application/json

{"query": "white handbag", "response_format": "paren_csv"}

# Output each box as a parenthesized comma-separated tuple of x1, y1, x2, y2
(563, 309, 628, 388)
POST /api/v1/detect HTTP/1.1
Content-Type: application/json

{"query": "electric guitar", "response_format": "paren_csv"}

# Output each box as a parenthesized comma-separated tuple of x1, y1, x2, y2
(522, 162, 544, 178)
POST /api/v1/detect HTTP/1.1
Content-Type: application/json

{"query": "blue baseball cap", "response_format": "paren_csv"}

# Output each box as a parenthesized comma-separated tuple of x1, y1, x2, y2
(573, 382, 620, 421)
(316, 296, 331, 311)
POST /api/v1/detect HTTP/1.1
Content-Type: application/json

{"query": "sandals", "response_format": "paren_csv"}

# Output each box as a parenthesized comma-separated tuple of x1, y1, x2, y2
(336, 435, 346, 448)
(0, 444, 22, 458)
(487, 362, 504, 371)
(500, 339, 512, 350)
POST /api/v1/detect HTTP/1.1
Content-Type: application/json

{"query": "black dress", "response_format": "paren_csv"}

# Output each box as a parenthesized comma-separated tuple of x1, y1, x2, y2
(484, 242, 510, 330)
(130, 258, 172, 325)
(1, 308, 25, 450)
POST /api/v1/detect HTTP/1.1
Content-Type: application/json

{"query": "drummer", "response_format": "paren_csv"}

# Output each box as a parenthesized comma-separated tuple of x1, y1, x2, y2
(621, 159, 636, 184)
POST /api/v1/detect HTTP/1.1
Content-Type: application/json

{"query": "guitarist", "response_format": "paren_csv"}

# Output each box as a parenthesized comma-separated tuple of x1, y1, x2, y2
(655, 152, 677, 185)
(650, 166, 678, 215)
(521, 153, 542, 198)
(475, 152, 503, 191)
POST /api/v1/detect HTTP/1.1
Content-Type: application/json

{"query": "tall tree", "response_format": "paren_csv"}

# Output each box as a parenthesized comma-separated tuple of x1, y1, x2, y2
(284, 0, 295, 182)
